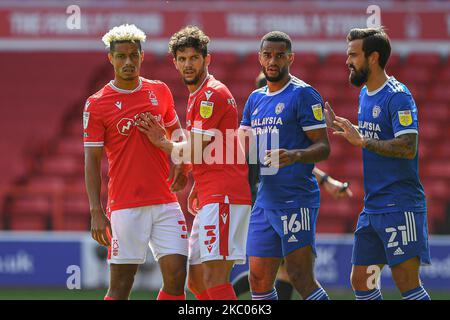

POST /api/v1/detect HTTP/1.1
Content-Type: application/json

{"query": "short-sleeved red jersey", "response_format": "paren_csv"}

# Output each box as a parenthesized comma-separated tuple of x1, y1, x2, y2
(83, 77, 178, 212)
(186, 75, 252, 208)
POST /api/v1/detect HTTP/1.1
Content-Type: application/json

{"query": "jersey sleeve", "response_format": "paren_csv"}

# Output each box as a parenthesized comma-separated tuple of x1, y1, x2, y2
(296, 87, 327, 131)
(162, 83, 179, 128)
(240, 95, 253, 129)
(83, 99, 105, 147)
(191, 90, 230, 137)
(388, 92, 418, 137)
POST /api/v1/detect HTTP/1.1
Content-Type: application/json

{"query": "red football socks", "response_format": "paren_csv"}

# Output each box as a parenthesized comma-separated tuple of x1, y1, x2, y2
(196, 290, 210, 300)
(206, 283, 237, 300)
(157, 290, 186, 300)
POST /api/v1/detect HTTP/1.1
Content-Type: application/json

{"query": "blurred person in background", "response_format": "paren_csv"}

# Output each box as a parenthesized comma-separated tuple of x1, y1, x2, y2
(84, 24, 189, 300)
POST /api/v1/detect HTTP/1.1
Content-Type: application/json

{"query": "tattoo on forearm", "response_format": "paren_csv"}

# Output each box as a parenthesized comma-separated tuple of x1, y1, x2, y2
(363, 133, 417, 159)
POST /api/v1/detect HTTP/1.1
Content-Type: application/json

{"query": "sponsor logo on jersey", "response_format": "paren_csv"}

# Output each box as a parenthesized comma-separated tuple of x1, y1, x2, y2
(200, 101, 214, 118)
(227, 98, 236, 108)
(372, 105, 381, 118)
(117, 118, 134, 136)
(275, 103, 285, 115)
(398, 110, 413, 126)
(149, 91, 158, 106)
(311, 104, 323, 121)
(83, 112, 90, 129)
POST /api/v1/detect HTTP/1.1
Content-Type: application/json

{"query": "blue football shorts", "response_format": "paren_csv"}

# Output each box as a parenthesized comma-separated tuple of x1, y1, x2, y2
(247, 206, 318, 258)
(352, 210, 431, 267)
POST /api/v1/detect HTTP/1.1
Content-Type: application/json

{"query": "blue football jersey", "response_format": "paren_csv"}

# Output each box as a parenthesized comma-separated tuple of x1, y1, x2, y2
(358, 77, 426, 214)
(240, 76, 327, 210)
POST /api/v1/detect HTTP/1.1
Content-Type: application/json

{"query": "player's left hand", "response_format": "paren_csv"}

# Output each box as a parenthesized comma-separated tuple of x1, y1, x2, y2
(333, 116, 364, 147)
(264, 149, 297, 168)
(168, 164, 189, 193)
(136, 112, 167, 147)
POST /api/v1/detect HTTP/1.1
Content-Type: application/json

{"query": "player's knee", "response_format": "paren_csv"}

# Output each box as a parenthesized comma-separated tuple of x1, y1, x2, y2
(165, 267, 187, 288)
(110, 273, 135, 292)
(392, 267, 418, 290)
(286, 267, 314, 287)
(249, 270, 272, 291)
(350, 271, 369, 291)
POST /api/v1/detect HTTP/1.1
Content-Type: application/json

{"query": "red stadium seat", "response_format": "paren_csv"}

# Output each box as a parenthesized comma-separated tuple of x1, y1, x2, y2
(397, 67, 432, 85)
(63, 194, 90, 215)
(316, 218, 349, 234)
(10, 215, 49, 230)
(324, 53, 347, 66)
(63, 216, 90, 231)
(405, 53, 442, 67)
(9, 196, 52, 216)
(55, 137, 84, 157)
(40, 155, 84, 177)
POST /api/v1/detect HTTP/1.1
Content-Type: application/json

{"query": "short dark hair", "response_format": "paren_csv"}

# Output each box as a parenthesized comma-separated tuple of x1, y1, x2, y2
(346, 27, 391, 69)
(168, 25, 210, 57)
(109, 40, 142, 53)
(260, 31, 292, 52)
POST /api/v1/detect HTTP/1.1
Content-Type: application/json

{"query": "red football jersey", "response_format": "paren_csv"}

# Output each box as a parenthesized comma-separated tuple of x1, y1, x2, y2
(83, 77, 178, 212)
(186, 75, 252, 208)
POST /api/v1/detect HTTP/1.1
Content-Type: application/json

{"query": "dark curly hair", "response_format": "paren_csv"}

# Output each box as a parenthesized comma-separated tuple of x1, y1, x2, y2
(168, 25, 210, 58)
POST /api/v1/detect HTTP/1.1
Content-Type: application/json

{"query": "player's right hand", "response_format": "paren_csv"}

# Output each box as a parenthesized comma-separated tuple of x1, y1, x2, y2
(187, 184, 199, 216)
(136, 112, 167, 147)
(324, 101, 343, 132)
(90, 209, 112, 247)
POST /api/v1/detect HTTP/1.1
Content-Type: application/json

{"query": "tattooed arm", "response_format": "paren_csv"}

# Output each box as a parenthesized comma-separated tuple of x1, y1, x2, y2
(332, 116, 418, 160)
(362, 133, 418, 160)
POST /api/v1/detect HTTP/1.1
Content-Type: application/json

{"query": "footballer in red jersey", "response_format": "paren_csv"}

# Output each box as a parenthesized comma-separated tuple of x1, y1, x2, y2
(84, 24, 188, 300)
(137, 26, 252, 300)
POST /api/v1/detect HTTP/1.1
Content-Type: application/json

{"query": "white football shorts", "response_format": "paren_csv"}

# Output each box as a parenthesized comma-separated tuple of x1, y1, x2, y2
(189, 202, 251, 265)
(108, 202, 188, 264)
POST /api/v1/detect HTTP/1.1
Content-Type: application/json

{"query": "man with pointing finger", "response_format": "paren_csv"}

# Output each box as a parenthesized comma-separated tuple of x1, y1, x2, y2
(325, 27, 431, 300)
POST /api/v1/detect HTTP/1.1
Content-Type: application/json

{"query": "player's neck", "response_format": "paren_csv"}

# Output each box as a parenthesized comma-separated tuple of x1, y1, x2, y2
(112, 77, 141, 91)
(187, 71, 209, 94)
(267, 74, 291, 93)
(366, 70, 389, 93)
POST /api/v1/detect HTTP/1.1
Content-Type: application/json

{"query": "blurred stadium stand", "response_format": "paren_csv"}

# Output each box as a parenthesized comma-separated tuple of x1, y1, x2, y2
(0, 1, 449, 235)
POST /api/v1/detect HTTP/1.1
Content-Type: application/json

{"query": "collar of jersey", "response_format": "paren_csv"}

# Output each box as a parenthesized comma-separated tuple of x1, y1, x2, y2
(366, 76, 393, 96)
(189, 74, 211, 97)
(108, 77, 143, 94)
(265, 75, 293, 96)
